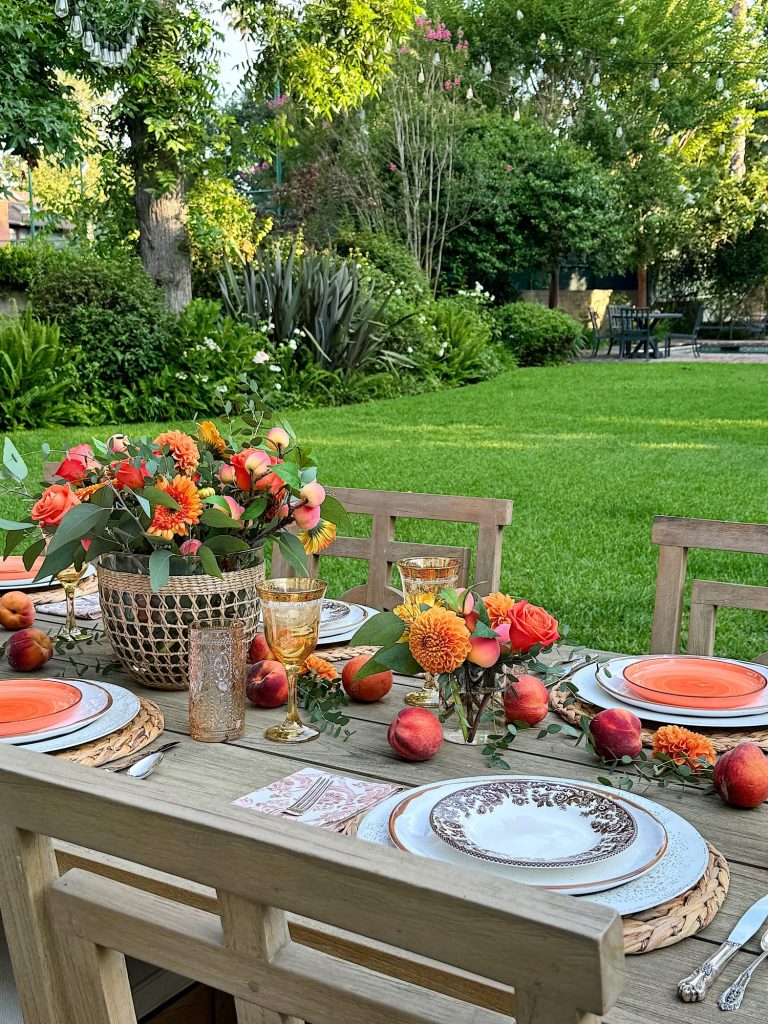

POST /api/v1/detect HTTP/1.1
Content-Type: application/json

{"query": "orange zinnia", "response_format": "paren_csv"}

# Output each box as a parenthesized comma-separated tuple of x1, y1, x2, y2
(301, 654, 339, 682)
(408, 606, 472, 675)
(198, 420, 228, 458)
(652, 725, 716, 771)
(299, 518, 337, 555)
(147, 475, 203, 540)
(154, 430, 200, 476)
(483, 591, 516, 627)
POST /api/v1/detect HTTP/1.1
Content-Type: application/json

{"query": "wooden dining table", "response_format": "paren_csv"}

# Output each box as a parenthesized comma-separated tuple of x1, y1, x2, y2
(13, 611, 768, 1024)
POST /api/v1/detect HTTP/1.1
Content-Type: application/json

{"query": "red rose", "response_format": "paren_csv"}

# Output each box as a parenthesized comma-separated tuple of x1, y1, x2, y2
(507, 600, 559, 653)
(31, 485, 81, 528)
(115, 459, 151, 490)
(55, 443, 98, 483)
(231, 449, 263, 490)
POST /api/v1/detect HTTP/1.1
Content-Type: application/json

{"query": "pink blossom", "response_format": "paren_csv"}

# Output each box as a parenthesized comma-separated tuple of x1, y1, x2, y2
(223, 496, 246, 520)
(505, 164, 514, 172)
(444, 79, 452, 90)
(260, 161, 270, 170)
(400, 45, 408, 53)
(180, 539, 202, 555)
(267, 93, 287, 110)
(388, 162, 397, 171)
(415, 15, 425, 26)
(454, 75, 461, 85)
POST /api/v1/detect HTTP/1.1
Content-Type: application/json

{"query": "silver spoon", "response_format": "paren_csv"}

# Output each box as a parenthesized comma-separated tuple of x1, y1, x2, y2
(719, 930, 768, 1011)
(125, 750, 166, 780)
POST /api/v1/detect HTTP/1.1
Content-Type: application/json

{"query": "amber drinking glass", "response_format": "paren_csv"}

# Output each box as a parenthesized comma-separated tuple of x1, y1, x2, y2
(257, 578, 328, 743)
(188, 620, 247, 742)
(397, 557, 462, 707)
(55, 564, 93, 642)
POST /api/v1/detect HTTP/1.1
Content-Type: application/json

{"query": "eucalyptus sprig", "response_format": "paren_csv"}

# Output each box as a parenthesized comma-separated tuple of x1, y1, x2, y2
(298, 667, 353, 740)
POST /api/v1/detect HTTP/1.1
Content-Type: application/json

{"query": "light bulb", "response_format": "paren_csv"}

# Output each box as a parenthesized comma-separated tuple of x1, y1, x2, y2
(516, 8, 523, 17)
(466, 86, 474, 99)
(54, 0, 69, 17)
(616, 126, 623, 138)
(418, 68, 425, 83)
(761, 203, 768, 212)
(82, 29, 94, 51)
(592, 72, 600, 86)
(338, 26, 346, 39)
(716, 76, 724, 91)
(433, 51, 440, 64)
(69, 13, 82, 35)
(651, 76, 660, 91)
(91, 40, 101, 59)
(666, 135, 674, 146)
(617, 14, 624, 23)
(719, 143, 726, 154)
(539, 32, 546, 41)
(714, 202, 721, 213)
(513, 107, 521, 121)
(366, 51, 374, 64)
(484, 60, 492, 74)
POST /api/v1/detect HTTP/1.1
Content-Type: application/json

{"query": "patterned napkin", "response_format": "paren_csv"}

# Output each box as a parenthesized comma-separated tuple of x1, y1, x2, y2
(234, 767, 403, 832)
(36, 594, 102, 619)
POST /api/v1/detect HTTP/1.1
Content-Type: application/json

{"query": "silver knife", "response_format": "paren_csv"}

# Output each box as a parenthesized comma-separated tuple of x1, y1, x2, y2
(102, 741, 179, 773)
(678, 894, 768, 1002)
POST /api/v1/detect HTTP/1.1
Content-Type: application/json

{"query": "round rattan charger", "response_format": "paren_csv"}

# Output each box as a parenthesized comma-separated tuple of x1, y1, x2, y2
(54, 698, 164, 767)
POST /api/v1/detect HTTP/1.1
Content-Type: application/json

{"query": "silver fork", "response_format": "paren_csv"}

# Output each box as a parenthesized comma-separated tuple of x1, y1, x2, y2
(281, 775, 333, 817)
(719, 930, 768, 1011)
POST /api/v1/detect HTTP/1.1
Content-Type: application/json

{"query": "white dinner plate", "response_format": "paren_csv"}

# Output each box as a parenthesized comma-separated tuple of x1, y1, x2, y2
(596, 656, 768, 719)
(387, 776, 668, 895)
(569, 661, 768, 729)
(359, 774, 707, 916)
(320, 600, 366, 632)
(0, 563, 96, 592)
(316, 606, 379, 646)
(19, 681, 141, 754)
(0, 678, 112, 745)
(428, 779, 639, 868)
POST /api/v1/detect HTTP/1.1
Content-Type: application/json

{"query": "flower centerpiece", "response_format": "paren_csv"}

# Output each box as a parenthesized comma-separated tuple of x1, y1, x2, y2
(351, 586, 561, 747)
(0, 377, 342, 689)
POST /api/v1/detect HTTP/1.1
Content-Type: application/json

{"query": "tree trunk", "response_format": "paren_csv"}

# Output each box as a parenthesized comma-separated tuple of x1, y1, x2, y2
(548, 266, 560, 309)
(637, 264, 648, 307)
(729, 0, 747, 179)
(134, 175, 192, 311)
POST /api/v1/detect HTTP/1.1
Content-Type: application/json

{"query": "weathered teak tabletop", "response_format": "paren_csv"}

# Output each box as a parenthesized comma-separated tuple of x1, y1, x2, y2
(20, 613, 768, 1023)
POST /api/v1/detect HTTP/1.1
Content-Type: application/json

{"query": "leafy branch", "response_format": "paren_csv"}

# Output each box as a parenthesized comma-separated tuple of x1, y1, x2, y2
(297, 667, 353, 740)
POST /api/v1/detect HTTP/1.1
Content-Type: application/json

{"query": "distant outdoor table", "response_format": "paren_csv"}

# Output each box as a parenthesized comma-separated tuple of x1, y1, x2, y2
(631, 312, 683, 358)
(20, 611, 768, 1024)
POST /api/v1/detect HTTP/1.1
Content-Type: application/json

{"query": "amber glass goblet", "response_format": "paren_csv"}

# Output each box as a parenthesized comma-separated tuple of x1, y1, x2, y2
(397, 557, 461, 707)
(55, 563, 93, 642)
(257, 578, 328, 743)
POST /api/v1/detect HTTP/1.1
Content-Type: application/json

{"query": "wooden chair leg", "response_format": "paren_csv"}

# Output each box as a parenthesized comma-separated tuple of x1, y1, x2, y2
(650, 544, 688, 654)
(59, 933, 136, 1024)
(516, 988, 601, 1024)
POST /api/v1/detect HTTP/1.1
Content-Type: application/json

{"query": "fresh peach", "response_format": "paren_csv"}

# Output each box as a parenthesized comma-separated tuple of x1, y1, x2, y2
(503, 674, 549, 726)
(179, 539, 202, 555)
(590, 708, 643, 760)
(245, 660, 288, 708)
(293, 504, 321, 531)
(248, 634, 273, 664)
(713, 743, 768, 809)
(244, 449, 271, 476)
(7, 628, 54, 671)
(342, 655, 393, 702)
(266, 427, 290, 451)
(387, 707, 443, 761)
(0, 591, 36, 631)
(467, 635, 500, 667)
(299, 481, 326, 508)
(218, 464, 236, 485)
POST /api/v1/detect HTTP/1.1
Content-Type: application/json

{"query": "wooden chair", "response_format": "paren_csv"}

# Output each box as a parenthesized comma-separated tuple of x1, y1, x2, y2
(272, 487, 513, 611)
(588, 310, 602, 357)
(0, 746, 624, 1024)
(664, 306, 703, 359)
(650, 515, 768, 660)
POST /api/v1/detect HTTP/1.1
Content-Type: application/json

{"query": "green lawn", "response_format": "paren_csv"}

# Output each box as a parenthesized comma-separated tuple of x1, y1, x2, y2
(4, 362, 768, 660)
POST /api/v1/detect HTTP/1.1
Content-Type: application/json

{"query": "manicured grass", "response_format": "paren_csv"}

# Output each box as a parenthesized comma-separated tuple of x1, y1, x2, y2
(4, 362, 768, 659)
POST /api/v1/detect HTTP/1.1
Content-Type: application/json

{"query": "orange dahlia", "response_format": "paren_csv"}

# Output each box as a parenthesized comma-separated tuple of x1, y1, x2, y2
(484, 591, 516, 627)
(299, 518, 337, 555)
(197, 420, 228, 458)
(147, 475, 203, 539)
(394, 592, 441, 626)
(154, 430, 200, 476)
(652, 725, 716, 771)
(408, 606, 472, 675)
(300, 654, 339, 682)
(74, 480, 107, 502)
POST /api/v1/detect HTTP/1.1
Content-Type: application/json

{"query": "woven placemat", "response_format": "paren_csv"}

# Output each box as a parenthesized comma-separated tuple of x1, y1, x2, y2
(549, 686, 768, 754)
(321, 643, 380, 662)
(623, 843, 728, 954)
(29, 574, 99, 606)
(54, 698, 163, 767)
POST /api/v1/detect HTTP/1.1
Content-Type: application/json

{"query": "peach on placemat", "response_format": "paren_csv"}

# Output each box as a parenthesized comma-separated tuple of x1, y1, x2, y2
(387, 707, 443, 761)
(342, 655, 393, 702)
(503, 674, 549, 726)
(246, 660, 288, 708)
(6, 628, 54, 671)
(713, 743, 768, 808)
(0, 591, 35, 631)
(248, 634, 273, 664)
(590, 707, 642, 760)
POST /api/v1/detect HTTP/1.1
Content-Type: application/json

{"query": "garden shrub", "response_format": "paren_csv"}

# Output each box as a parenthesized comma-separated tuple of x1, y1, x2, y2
(0, 306, 92, 429)
(28, 246, 176, 420)
(427, 297, 513, 384)
(0, 241, 59, 296)
(493, 301, 585, 366)
(334, 227, 430, 302)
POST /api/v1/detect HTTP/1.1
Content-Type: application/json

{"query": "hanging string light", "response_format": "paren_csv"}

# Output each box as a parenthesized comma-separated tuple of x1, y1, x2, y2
(513, 107, 521, 121)
(57, 0, 145, 67)
(484, 59, 492, 75)
(466, 85, 474, 99)
(716, 74, 725, 90)
(650, 74, 660, 91)
(516, 8, 523, 18)
(592, 71, 601, 86)
(417, 67, 425, 83)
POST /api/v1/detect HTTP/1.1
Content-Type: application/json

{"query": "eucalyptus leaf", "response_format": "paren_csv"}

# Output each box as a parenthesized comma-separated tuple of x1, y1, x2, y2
(318, 494, 349, 532)
(198, 544, 224, 580)
(350, 610, 404, 646)
(149, 549, 172, 591)
(276, 531, 308, 574)
(3, 438, 27, 481)
(22, 536, 45, 569)
(48, 505, 112, 551)
(201, 509, 244, 529)
(143, 485, 181, 511)
(0, 517, 34, 531)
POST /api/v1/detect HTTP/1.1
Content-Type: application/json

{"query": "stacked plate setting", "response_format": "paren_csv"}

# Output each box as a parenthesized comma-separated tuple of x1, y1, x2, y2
(0, 677, 141, 753)
(358, 774, 710, 916)
(0, 557, 96, 592)
(572, 654, 768, 729)
(316, 600, 377, 645)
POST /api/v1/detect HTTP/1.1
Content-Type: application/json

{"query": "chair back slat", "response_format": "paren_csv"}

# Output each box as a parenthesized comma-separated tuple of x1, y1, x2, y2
(0, 747, 624, 1024)
(272, 487, 513, 608)
(650, 515, 768, 657)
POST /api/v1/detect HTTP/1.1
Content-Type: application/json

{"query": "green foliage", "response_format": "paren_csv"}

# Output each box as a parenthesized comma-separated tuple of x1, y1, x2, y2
(28, 247, 176, 421)
(0, 241, 59, 295)
(494, 302, 585, 367)
(0, 306, 89, 430)
(334, 227, 430, 301)
(427, 297, 512, 383)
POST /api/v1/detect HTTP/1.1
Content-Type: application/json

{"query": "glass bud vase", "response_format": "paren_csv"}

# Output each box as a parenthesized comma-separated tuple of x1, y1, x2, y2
(440, 664, 506, 745)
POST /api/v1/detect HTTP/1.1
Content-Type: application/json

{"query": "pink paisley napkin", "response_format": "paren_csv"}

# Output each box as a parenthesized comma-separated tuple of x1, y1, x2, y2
(234, 767, 402, 831)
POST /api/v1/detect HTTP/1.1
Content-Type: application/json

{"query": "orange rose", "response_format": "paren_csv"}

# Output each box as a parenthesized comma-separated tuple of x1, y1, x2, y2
(114, 459, 151, 490)
(31, 484, 81, 528)
(507, 600, 559, 653)
(231, 449, 263, 490)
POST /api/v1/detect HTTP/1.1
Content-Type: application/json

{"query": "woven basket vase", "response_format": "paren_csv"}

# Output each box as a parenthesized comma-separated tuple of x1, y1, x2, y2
(97, 550, 265, 690)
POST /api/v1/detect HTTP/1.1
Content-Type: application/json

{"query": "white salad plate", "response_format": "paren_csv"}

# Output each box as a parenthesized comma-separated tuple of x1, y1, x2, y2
(0, 563, 96, 593)
(387, 776, 668, 895)
(317, 606, 378, 646)
(568, 661, 768, 729)
(359, 774, 706, 916)
(18, 681, 141, 754)
(320, 600, 366, 633)
(0, 678, 112, 745)
(428, 779, 639, 868)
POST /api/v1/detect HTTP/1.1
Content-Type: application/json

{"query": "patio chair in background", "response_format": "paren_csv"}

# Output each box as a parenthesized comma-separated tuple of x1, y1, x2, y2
(606, 304, 630, 358)
(664, 306, 703, 358)
(271, 487, 513, 610)
(0, 745, 625, 1024)
(588, 309, 602, 357)
(650, 515, 768, 662)
(617, 307, 654, 360)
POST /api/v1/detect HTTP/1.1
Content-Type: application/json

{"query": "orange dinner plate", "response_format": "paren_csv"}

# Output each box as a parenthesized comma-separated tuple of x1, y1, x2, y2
(0, 556, 46, 581)
(623, 657, 766, 710)
(0, 679, 109, 740)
